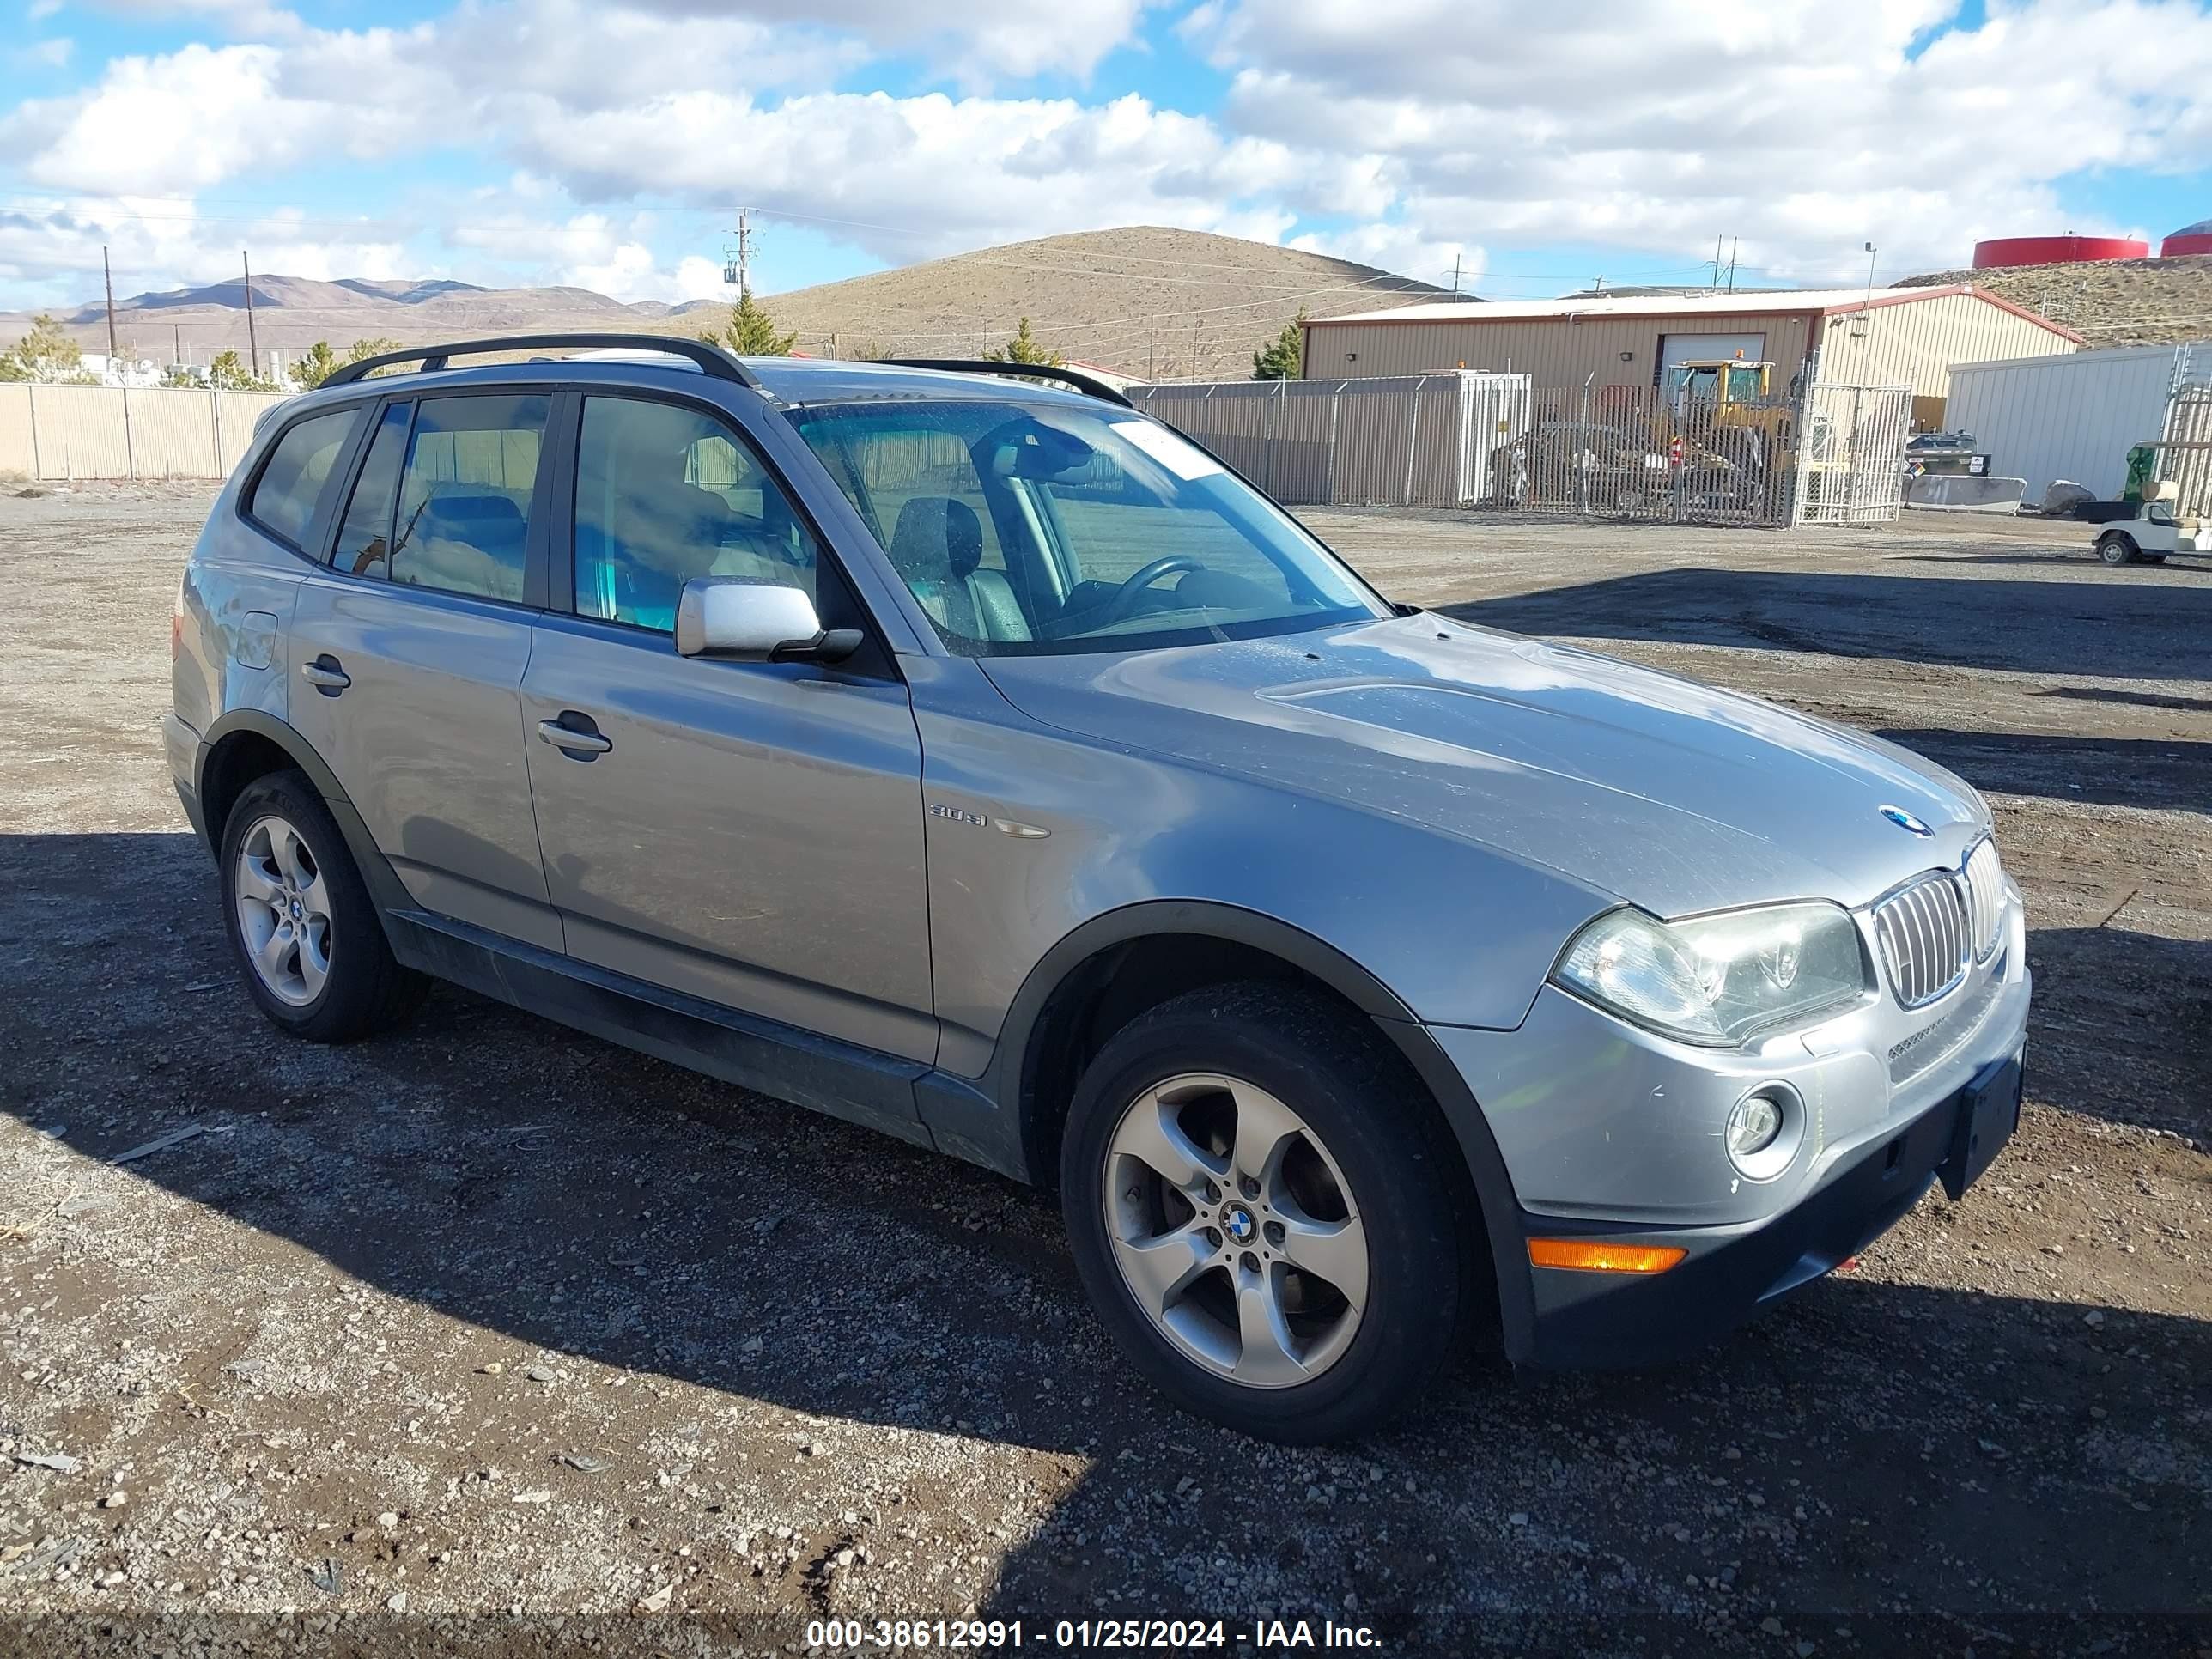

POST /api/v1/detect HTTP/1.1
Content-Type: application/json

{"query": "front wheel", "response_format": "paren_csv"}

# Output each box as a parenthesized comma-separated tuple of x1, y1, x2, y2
(2096, 532, 2138, 565)
(1060, 984, 1474, 1442)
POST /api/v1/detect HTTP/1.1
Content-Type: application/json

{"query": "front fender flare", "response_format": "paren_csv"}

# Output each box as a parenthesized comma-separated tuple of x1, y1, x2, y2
(956, 898, 1538, 1364)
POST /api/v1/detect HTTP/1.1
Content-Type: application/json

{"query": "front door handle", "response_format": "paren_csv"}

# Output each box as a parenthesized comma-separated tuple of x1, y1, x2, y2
(301, 655, 350, 694)
(536, 714, 612, 757)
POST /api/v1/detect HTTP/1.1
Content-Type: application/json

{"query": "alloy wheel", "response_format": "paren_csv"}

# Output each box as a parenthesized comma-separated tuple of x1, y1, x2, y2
(233, 815, 333, 1007)
(1101, 1072, 1370, 1389)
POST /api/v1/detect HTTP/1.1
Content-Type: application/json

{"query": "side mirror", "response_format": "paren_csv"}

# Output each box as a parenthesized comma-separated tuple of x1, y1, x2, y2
(673, 578, 862, 664)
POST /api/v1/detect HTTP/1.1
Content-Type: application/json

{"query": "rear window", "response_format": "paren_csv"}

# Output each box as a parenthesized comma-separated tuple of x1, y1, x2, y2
(387, 394, 549, 603)
(245, 410, 359, 549)
(331, 403, 412, 577)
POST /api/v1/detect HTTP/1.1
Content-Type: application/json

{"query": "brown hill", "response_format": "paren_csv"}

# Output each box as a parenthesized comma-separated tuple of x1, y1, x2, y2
(665, 226, 1453, 377)
(1899, 255, 2212, 349)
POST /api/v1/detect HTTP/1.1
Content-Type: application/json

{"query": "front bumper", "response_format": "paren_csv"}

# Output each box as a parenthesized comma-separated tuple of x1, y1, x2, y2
(1423, 890, 2032, 1371)
(1508, 1047, 2022, 1369)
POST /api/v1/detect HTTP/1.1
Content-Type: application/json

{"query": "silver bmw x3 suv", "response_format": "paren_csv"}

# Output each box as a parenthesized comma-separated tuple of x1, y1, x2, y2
(168, 334, 2029, 1442)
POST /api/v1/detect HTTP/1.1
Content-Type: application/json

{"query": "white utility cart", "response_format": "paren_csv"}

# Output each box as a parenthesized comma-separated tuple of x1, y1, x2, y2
(2092, 502, 2212, 566)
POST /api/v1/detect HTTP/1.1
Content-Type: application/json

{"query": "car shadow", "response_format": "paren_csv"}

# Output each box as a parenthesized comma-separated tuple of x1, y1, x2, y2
(2035, 684, 2212, 717)
(2, 830, 2207, 1645)
(2020, 927, 2212, 1141)
(1873, 728, 2212, 814)
(1440, 568, 2212, 680)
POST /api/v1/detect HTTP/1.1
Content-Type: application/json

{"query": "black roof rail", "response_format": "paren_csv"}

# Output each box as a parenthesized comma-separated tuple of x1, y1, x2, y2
(879, 359, 1134, 408)
(322, 333, 769, 392)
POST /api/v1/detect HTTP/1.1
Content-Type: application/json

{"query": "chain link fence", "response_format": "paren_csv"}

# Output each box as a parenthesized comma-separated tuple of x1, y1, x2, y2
(1134, 371, 1912, 526)
(1127, 374, 1528, 508)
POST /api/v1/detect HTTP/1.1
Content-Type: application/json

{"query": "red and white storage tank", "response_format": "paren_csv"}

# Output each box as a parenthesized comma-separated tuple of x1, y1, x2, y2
(2162, 220, 2212, 257)
(1972, 234, 2148, 269)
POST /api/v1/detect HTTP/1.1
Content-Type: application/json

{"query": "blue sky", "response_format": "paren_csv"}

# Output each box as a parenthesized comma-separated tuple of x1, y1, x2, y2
(6, 0, 2212, 325)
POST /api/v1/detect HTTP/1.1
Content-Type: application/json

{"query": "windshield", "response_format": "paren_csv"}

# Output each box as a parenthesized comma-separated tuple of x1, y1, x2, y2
(786, 398, 1391, 655)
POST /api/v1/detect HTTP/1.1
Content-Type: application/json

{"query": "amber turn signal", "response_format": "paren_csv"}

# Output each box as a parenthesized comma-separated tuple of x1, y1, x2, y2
(1527, 1238, 1687, 1274)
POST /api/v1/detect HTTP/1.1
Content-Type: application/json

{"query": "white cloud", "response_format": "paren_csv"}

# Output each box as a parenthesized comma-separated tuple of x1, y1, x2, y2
(617, 0, 1160, 82)
(1196, 0, 2212, 280)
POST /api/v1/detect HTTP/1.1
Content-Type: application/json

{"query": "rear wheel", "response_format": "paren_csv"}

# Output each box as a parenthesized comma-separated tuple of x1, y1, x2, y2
(218, 771, 423, 1042)
(2096, 532, 2139, 565)
(1060, 984, 1472, 1442)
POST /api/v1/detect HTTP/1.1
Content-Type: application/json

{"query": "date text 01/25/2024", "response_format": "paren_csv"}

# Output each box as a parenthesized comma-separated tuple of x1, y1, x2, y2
(804, 1618, 1386, 1650)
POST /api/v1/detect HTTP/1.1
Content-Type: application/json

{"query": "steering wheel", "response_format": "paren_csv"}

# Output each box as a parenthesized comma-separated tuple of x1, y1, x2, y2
(1097, 554, 1203, 623)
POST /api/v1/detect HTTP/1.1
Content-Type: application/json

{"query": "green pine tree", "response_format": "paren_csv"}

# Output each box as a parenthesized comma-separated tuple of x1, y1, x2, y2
(701, 289, 798, 356)
(986, 316, 1063, 367)
(1252, 309, 1307, 380)
(208, 349, 277, 392)
(291, 341, 343, 389)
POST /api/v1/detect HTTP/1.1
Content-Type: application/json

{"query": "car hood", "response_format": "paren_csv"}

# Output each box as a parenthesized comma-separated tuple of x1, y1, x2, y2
(977, 613, 1986, 918)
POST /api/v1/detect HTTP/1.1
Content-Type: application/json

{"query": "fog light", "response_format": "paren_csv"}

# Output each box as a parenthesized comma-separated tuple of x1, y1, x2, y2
(1727, 1091, 1784, 1159)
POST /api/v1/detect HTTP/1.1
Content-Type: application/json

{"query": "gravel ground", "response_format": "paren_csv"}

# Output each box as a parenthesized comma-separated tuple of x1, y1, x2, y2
(0, 484, 2205, 1658)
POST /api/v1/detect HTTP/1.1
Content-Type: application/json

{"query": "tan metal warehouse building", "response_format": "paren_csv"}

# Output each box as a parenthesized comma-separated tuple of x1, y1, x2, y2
(1301, 286, 2081, 409)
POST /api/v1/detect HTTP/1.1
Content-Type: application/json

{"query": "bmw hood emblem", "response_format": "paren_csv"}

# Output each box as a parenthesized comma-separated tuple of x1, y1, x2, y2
(1879, 805, 1934, 836)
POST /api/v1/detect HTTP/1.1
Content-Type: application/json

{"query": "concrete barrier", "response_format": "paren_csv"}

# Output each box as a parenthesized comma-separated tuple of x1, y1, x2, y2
(1905, 473, 2028, 514)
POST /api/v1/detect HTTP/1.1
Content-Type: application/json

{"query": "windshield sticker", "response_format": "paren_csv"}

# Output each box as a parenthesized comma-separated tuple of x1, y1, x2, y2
(1110, 419, 1225, 482)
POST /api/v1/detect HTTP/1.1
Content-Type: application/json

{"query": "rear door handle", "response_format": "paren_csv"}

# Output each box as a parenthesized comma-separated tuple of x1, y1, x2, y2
(301, 655, 350, 693)
(536, 714, 612, 757)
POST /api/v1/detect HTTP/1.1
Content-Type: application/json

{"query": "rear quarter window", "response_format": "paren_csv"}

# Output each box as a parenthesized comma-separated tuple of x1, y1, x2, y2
(244, 408, 361, 550)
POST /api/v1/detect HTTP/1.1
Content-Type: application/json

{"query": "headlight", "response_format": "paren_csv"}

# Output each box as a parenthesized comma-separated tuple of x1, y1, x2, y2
(1552, 902, 1872, 1047)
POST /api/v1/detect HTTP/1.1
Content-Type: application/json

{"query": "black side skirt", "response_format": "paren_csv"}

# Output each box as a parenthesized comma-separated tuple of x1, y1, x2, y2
(384, 910, 1011, 1172)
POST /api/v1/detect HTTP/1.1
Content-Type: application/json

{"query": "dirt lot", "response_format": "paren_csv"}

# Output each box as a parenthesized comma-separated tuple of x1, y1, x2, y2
(0, 486, 2206, 1657)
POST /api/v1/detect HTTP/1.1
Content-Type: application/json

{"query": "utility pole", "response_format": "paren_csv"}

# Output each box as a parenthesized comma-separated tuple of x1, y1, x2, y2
(102, 246, 119, 366)
(1712, 234, 1723, 291)
(1451, 253, 1462, 297)
(1728, 238, 1739, 293)
(173, 325, 180, 369)
(735, 209, 752, 296)
(241, 251, 259, 380)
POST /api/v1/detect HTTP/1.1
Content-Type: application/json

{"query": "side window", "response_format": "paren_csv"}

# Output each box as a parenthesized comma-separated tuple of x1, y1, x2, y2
(574, 396, 818, 633)
(331, 403, 411, 577)
(840, 421, 1006, 572)
(389, 393, 549, 603)
(245, 410, 359, 549)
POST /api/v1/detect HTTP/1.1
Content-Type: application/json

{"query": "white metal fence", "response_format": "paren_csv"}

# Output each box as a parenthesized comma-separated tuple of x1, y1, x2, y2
(0, 382, 291, 482)
(1794, 382, 1913, 526)
(2152, 386, 2212, 519)
(1127, 373, 1530, 508)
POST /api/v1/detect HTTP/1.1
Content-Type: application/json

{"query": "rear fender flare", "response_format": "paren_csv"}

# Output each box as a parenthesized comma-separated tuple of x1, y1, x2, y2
(197, 709, 414, 928)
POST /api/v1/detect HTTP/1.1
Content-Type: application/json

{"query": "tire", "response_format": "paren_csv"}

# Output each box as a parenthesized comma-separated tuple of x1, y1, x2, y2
(1060, 982, 1473, 1442)
(2096, 532, 2138, 566)
(217, 769, 424, 1042)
